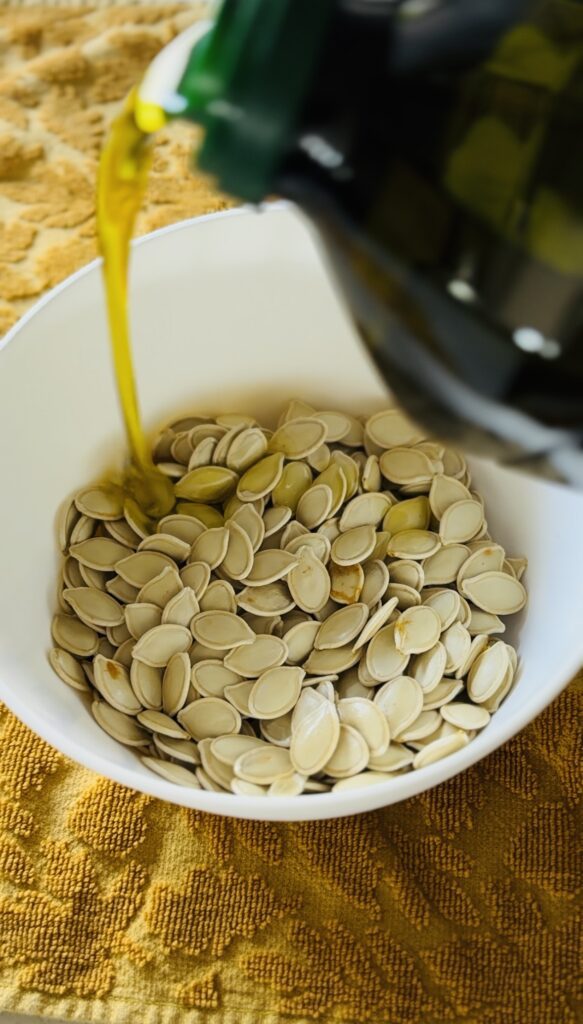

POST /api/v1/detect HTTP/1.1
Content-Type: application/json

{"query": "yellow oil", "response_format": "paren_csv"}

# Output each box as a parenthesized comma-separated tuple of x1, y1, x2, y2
(96, 89, 174, 518)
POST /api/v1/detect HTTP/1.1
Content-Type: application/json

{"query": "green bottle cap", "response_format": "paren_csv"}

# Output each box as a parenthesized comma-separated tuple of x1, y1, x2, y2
(175, 0, 335, 202)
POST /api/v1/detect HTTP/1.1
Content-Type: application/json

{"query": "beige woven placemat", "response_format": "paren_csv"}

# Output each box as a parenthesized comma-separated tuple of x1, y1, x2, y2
(0, 6, 582, 1024)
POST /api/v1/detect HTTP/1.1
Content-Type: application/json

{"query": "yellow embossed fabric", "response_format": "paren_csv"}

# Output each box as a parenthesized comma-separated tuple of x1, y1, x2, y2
(0, 6, 581, 1024)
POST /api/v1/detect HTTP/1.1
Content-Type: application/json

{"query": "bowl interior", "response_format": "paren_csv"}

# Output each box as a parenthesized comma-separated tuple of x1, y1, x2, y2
(1, 203, 582, 820)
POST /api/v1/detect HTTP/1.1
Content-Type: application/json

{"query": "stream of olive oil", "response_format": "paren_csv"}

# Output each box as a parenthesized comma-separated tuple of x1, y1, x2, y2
(97, 90, 174, 518)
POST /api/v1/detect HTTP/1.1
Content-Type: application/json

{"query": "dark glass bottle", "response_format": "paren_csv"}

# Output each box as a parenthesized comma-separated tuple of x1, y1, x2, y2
(138, 0, 583, 485)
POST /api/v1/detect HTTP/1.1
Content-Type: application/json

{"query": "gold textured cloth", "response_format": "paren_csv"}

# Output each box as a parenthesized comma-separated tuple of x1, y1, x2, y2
(0, 6, 581, 1023)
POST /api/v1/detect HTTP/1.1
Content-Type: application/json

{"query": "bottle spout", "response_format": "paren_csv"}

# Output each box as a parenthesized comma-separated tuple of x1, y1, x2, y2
(135, 21, 212, 133)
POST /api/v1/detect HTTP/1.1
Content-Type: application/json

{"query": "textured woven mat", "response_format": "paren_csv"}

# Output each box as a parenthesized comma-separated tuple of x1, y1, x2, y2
(1, 6, 582, 1024)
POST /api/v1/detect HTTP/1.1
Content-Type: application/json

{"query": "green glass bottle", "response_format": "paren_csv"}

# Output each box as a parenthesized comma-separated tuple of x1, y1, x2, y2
(137, 0, 583, 485)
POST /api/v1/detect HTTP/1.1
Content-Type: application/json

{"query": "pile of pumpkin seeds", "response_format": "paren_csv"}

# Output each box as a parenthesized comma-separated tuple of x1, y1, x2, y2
(50, 401, 527, 797)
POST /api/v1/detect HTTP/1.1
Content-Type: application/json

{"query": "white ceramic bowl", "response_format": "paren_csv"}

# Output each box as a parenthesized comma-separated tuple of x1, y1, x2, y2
(1, 203, 582, 821)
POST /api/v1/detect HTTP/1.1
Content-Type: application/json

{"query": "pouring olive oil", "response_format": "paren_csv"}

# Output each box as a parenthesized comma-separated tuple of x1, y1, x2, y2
(97, 90, 174, 518)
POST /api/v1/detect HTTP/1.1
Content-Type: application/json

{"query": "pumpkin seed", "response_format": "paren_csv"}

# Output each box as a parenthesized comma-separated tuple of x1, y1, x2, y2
(226, 427, 268, 473)
(116, 551, 175, 587)
(467, 641, 510, 702)
(248, 666, 305, 719)
(245, 549, 299, 587)
(442, 622, 472, 673)
(191, 610, 254, 650)
(237, 582, 295, 616)
(387, 529, 440, 560)
(317, 517, 341, 543)
(179, 561, 211, 599)
(383, 496, 430, 534)
(260, 712, 293, 748)
(324, 724, 369, 778)
(142, 756, 201, 787)
(394, 606, 442, 655)
(366, 623, 410, 682)
(130, 660, 163, 709)
(63, 587, 124, 629)
(315, 409, 351, 442)
(386, 583, 421, 610)
(230, 503, 266, 552)
(137, 566, 182, 608)
(162, 587, 199, 626)
(237, 452, 284, 501)
(467, 608, 506, 635)
(48, 647, 90, 692)
(412, 729, 469, 769)
(93, 655, 142, 715)
(290, 699, 340, 776)
(329, 562, 364, 605)
(288, 547, 331, 613)
(330, 451, 359, 499)
(178, 697, 241, 740)
(332, 772, 394, 791)
(441, 703, 490, 730)
(331, 525, 376, 566)
(235, 745, 293, 784)
(92, 701, 149, 746)
(410, 641, 447, 693)
(360, 560, 390, 608)
(176, 502, 225, 528)
(132, 624, 191, 667)
(366, 408, 424, 449)
(153, 734, 200, 765)
(224, 635, 288, 678)
(125, 602, 162, 639)
(352, 597, 399, 650)
(283, 620, 320, 664)
(269, 417, 327, 459)
(106, 576, 139, 604)
(429, 475, 472, 519)
(439, 500, 484, 545)
(336, 489, 391, 532)
(52, 614, 99, 658)
(373, 675, 423, 736)
(190, 527, 229, 569)
(224, 680, 254, 716)
(362, 455, 381, 492)
(422, 589, 460, 630)
(461, 571, 527, 615)
(380, 447, 434, 485)
(175, 465, 238, 503)
(423, 544, 469, 585)
(162, 652, 191, 715)
(369, 744, 415, 772)
(315, 603, 369, 650)
(338, 698, 390, 757)
(296, 484, 334, 529)
(423, 678, 464, 710)
(158, 514, 205, 545)
(70, 537, 131, 571)
(303, 644, 361, 676)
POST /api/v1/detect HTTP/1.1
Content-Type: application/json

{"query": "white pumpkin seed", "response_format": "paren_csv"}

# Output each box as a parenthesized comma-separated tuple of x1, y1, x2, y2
(422, 589, 460, 630)
(234, 745, 293, 784)
(137, 566, 182, 608)
(386, 583, 421, 610)
(390, 560, 424, 590)
(226, 427, 268, 473)
(290, 699, 340, 775)
(191, 610, 254, 650)
(441, 703, 491, 730)
(296, 484, 334, 529)
(142, 756, 201, 787)
(63, 587, 124, 628)
(324, 724, 369, 778)
(224, 680, 254, 716)
(423, 544, 469, 585)
(130, 660, 162, 709)
(269, 417, 327, 459)
(467, 641, 510, 702)
(337, 698, 389, 757)
(315, 409, 351, 442)
(352, 597, 399, 650)
(366, 623, 410, 682)
(467, 607, 506, 635)
(248, 666, 305, 719)
(178, 697, 241, 740)
(153, 734, 201, 765)
(412, 729, 469, 769)
(441, 622, 472, 673)
(439, 500, 484, 545)
(92, 701, 149, 746)
(162, 587, 199, 626)
(48, 647, 90, 692)
(387, 529, 440, 560)
(52, 614, 99, 658)
(162, 652, 191, 715)
(176, 465, 238, 503)
(329, 562, 364, 605)
(315, 603, 368, 650)
(125, 602, 162, 639)
(394, 606, 442, 655)
(70, 537, 130, 571)
(157, 514, 205, 545)
(237, 582, 295, 616)
(373, 676, 423, 736)
(303, 644, 360, 676)
(180, 561, 211, 599)
(132, 624, 191, 667)
(93, 655, 142, 715)
(368, 744, 415, 772)
(237, 452, 284, 501)
(410, 641, 447, 693)
(260, 712, 293, 748)
(362, 455, 382, 492)
(461, 571, 527, 615)
(366, 408, 424, 449)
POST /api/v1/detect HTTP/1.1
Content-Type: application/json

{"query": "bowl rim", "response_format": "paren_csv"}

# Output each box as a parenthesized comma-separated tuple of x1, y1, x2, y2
(1, 202, 581, 820)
